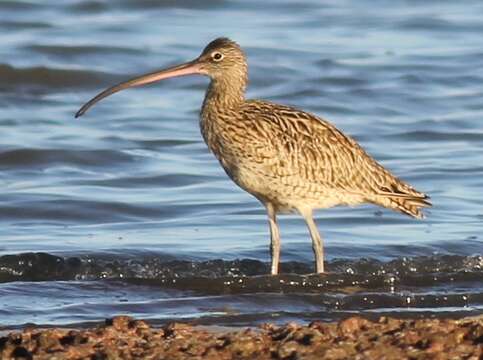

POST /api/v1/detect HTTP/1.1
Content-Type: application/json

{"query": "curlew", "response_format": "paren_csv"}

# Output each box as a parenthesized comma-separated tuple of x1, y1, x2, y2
(76, 38, 431, 275)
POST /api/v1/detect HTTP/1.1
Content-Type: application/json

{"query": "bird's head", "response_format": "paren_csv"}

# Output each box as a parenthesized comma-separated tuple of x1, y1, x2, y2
(75, 37, 247, 117)
(196, 38, 247, 81)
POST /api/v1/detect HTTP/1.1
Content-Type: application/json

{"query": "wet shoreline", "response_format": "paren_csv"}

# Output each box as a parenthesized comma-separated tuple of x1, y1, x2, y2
(1, 315, 481, 359)
(1, 252, 482, 329)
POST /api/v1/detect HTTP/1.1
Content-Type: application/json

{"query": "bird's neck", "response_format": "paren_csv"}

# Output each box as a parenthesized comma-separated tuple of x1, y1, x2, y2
(200, 76, 246, 159)
(202, 76, 246, 113)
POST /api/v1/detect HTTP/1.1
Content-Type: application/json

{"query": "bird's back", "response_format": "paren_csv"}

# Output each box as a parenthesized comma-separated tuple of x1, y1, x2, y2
(210, 99, 430, 217)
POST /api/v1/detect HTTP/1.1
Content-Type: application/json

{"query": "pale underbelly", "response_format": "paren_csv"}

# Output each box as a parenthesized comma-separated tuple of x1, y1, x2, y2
(221, 161, 366, 213)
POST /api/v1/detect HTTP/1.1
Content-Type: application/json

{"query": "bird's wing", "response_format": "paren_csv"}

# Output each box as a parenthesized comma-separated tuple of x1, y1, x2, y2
(239, 100, 426, 200)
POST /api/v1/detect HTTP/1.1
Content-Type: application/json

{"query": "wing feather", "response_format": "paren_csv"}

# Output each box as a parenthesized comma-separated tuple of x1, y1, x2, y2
(238, 100, 430, 216)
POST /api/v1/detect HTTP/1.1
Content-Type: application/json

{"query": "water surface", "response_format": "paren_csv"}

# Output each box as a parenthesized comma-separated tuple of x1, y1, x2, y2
(0, 0, 482, 328)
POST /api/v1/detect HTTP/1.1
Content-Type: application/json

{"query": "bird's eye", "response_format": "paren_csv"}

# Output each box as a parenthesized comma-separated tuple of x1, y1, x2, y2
(212, 52, 224, 61)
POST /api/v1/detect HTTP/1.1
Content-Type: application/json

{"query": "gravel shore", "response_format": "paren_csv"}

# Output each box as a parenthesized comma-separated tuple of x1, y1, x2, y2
(1, 315, 481, 359)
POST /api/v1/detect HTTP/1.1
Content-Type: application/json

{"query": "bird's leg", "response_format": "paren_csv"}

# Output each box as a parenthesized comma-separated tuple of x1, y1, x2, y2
(266, 203, 280, 275)
(301, 210, 325, 273)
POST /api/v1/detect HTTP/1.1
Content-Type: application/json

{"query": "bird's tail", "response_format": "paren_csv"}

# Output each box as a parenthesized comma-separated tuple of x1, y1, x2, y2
(384, 193, 431, 219)
(371, 182, 432, 219)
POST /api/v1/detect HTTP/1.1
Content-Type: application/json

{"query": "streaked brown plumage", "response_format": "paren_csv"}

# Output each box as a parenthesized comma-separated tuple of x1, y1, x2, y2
(76, 37, 431, 275)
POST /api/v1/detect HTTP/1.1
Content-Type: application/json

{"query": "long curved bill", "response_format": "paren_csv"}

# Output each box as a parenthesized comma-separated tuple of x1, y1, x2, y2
(75, 60, 202, 118)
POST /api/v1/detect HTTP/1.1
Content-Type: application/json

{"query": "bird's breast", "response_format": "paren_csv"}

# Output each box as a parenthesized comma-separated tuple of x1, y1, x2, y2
(200, 109, 240, 173)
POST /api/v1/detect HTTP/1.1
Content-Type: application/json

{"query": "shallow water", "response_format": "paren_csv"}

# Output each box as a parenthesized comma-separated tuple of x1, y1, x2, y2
(0, 0, 482, 328)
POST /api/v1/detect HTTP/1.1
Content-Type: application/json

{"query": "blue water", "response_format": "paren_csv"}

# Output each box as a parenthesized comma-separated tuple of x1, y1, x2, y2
(0, 0, 482, 328)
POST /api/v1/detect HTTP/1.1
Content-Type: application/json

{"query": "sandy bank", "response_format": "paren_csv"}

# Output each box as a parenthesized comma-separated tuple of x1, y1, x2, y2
(1, 315, 481, 359)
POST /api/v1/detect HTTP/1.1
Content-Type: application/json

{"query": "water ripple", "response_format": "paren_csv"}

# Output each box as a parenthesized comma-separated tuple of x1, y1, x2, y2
(0, 64, 120, 91)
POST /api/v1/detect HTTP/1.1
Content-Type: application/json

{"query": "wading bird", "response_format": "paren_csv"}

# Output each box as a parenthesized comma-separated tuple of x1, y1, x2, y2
(76, 38, 430, 275)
